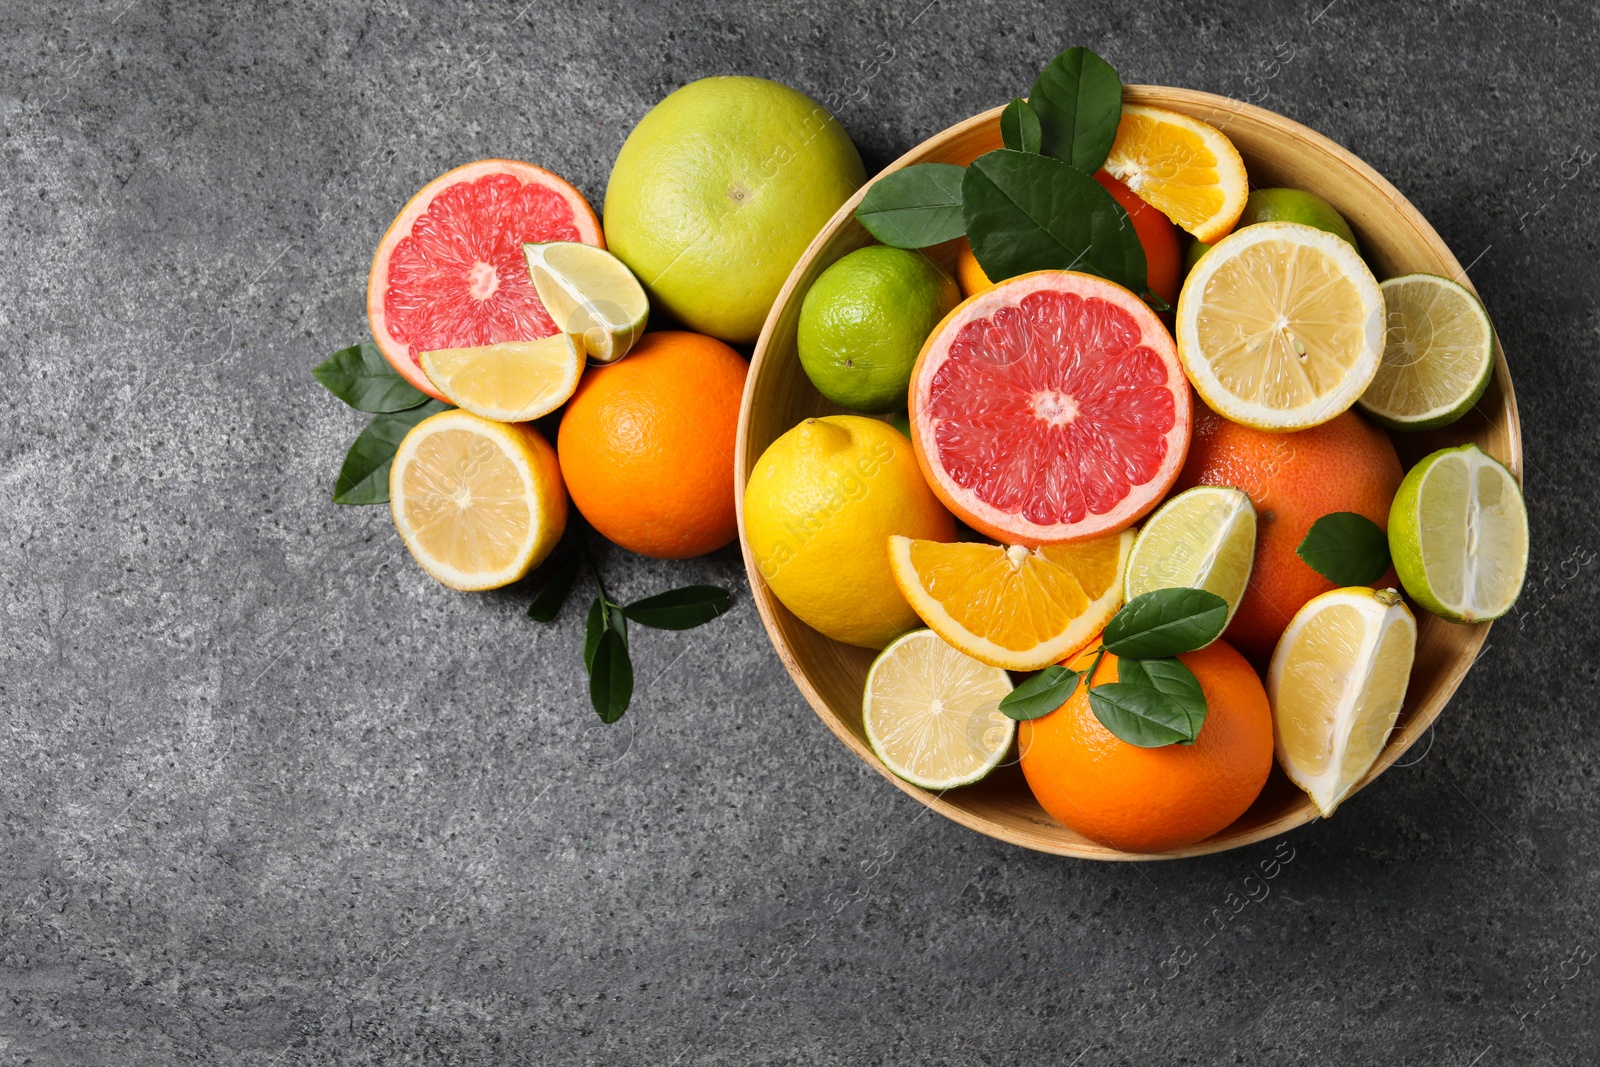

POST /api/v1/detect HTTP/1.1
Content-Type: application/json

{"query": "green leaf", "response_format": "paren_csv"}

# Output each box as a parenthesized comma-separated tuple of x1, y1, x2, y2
(998, 665, 1080, 721)
(1297, 512, 1392, 585)
(854, 163, 968, 248)
(1088, 672, 1205, 748)
(588, 628, 634, 723)
(313, 343, 432, 413)
(526, 553, 581, 623)
(1000, 97, 1042, 153)
(331, 400, 450, 504)
(1029, 46, 1124, 171)
(582, 596, 628, 672)
(961, 150, 1146, 292)
(1101, 588, 1229, 659)
(1113, 657, 1208, 745)
(623, 585, 731, 630)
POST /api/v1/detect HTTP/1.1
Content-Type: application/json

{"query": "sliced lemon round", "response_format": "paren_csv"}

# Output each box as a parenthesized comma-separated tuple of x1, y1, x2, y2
(524, 242, 649, 363)
(1102, 104, 1249, 243)
(1124, 485, 1256, 627)
(1176, 221, 1384, 431)
(1387, 443, 1528, 622)
(887, 530, 1131, 672)
(1268, 586, 1417, 816)
(420, 335, 583, 423)
(1357, 274, 1496, 430)
(863, 629, 1015, 790)
(389, 409, 567, 591)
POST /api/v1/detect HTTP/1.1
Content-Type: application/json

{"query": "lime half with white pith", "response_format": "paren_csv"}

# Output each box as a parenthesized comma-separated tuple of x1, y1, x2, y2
(1357, 274, 1496, 430)
(524, 242, 649, 363)
(1124, 485, 1257, 629)
(863, 629, 1015, 790)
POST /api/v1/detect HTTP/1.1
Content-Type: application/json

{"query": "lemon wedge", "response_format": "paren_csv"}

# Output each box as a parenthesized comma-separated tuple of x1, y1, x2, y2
(420, 335, 583, 423)
(524, 242, 649, 363)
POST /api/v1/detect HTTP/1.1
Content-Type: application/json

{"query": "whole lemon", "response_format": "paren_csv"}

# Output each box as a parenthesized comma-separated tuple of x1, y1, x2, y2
(604, 77, 866, 344)
(744, 416, 955, 649)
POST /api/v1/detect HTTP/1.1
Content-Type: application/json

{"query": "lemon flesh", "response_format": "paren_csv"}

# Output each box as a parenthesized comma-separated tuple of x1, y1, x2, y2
(419, 335, 582, 423)
(1124, 485, 1256, 628)
(1268, 587, 1417, 816)
(864, 629, 1015, 790)
(1357, 273, 1495, 430)
(524, 242, 649, 363)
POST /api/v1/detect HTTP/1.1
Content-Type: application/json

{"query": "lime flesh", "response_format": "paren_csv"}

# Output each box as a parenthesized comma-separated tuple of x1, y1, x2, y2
(1357, 273, 1495, 430)
(1124, 485, 1257, 627)
(524, 242, 649, 363)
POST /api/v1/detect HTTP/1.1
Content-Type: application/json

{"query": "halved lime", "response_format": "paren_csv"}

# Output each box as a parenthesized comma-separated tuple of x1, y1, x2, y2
(1124, 485, 1257, 628)
(1357, 274, 1495, 430)
(862, 629, 1014, 790)
(1388, 443, 1528, 622)
(524, 242, 649, 363)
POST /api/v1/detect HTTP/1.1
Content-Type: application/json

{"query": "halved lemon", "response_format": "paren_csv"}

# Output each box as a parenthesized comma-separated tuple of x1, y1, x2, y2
(524, 242, 649, 363)
(1176, 221, 1385, 431)
(1268, 586, 1416, 816)
(1102, 104, 1249, 243)
(863, 629, 1015, 790)
(389, 409, 568, 591)
(420, 335, 583, 423)
(1124, 485, 1256, 627)
(1357, 274, 1496, 430)
(887, 530, 1132, 672)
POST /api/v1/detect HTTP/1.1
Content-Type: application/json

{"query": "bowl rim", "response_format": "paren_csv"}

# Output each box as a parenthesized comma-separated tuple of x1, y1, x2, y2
(734, 85, 1523, 860)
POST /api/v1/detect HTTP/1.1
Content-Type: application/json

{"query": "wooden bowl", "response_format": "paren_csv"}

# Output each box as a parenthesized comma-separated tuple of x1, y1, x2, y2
(734, 86, 1522, 860)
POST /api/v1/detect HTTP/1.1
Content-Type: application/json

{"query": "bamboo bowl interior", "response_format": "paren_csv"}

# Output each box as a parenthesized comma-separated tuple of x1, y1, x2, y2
(735, 86, 1523, 860)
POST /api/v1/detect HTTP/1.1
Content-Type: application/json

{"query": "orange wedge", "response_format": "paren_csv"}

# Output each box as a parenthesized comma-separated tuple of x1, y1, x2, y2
(1102, 105, 1248, 244)
(887, 531, 1132, 671)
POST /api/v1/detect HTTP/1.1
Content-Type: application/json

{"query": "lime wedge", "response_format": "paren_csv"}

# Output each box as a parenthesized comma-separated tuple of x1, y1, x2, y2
(524, 242, 649, 363)
(863, 629, 1014, 790)
(1388, 443, 1528, 622)
(1357, 273, 1495, 430)
(1124, 485, 1256, 628)
(419, 334, 583, 423)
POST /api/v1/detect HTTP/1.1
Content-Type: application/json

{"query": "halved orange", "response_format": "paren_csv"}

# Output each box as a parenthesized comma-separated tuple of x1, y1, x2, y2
(887, 531, 1132, 671)
(1102, 105, 1248, 244)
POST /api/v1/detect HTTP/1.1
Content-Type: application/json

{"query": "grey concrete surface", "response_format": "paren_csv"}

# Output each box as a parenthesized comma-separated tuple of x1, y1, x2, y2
(2, 0, 1597, 1063)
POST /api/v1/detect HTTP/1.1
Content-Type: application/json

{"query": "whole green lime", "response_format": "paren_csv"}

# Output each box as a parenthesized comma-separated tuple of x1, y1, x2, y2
(1185, 188, 1358, 276)
(797, 247, 960, 414)
(603, 77, 865, 345)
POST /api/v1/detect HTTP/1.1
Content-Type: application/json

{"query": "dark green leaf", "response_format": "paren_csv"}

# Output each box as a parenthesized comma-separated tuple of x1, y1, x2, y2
(1297, 512, 1392, 585)
(588, 628, 634, 723)
(1088, 656, 1208, 747)
(623, 585, 731, 630)
(1029, 46, 1124, 171)
(962, 150, 1146, 292)
(331, 399, 450, 504)
(1101, 588, 1229, 659)
(855, 163, 968, 248)
(1113, 657, 1208, 744)
(583, 598, 605, 672)
(1000, 97, 1042, 153)
(526, 553, 581, 622)
(998, 665, 1080, 721)
(313, 343, 432, 413)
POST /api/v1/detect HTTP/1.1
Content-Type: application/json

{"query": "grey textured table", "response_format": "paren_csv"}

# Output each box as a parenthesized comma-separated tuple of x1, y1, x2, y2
(3, 1, 1597, 1063)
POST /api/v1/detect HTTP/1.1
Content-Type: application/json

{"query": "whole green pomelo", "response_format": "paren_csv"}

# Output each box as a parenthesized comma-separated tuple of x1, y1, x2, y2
(603, 77, 866, 344)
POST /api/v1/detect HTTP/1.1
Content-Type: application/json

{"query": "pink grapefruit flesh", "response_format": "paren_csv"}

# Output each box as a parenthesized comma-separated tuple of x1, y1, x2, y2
(909, 271, 1192, 546)
(366, 159, 604, 400)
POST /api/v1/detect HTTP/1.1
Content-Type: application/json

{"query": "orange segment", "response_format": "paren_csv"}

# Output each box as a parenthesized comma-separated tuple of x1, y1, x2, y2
(1102, 105, 1248, 244)
(887, 531, 1132, 671)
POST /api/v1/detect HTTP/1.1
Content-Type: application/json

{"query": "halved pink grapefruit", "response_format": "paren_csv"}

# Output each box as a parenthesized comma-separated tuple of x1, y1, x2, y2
(909, 271, 1192, 546)
(367, 159, 604, 400)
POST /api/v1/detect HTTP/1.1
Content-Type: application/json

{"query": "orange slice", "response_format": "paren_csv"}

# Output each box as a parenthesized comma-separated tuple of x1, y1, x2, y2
(1102, 105, 1248, 243)
(887, 531, 1132, 671)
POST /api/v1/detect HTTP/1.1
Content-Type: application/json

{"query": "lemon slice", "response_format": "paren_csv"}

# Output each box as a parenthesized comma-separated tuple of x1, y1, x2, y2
(420, 335, 583, 423)
(1176, 221, 1385, 430)
(863, 629, 1015, 790)
(1357, 274, 1496, 430)
(1102, 104, 1249, 243)
(887, 531, 1131, 672)
(389, 409, 567, 591)
(1124, 485, 1256, 627)
(1387, 443, 1528, 622)
(524, 242, 649, 363)
(1268, 586, 1417, 816)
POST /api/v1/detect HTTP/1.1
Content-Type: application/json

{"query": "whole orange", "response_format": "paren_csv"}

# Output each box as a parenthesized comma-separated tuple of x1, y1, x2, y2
(1019, 640, 1274, 854)
(557, 331, 747, 559)
(1176, 405, 1403, 664)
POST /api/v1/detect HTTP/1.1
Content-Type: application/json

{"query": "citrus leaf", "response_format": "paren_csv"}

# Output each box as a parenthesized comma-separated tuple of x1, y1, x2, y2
(1113, 657, 1207, 745)
(962, 149, 1146, 292)
(331, 400, 450, 505)
(1101, 588, 1229, 658)
(313, 343, 432, 413)
(1029, 46, 1124, 171)
(1000, 97, 1042, 153)
(998, 664, 1079, 721)
(526, 553, 582, 623)
(855, 163, 968, 248)
(1088, 678, 1203, 748)
(623, 585, 731, 630)
(582, 598, 605, 672)
(1297, 512, 1392, 585)
(588, 628, 634, 723)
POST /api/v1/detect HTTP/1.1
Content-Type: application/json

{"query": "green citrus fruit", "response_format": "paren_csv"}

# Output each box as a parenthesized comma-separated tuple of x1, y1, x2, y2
(603, 77, 865, 345)
(797, 247, 959, 414)
(1185, 188, 1358, 274)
